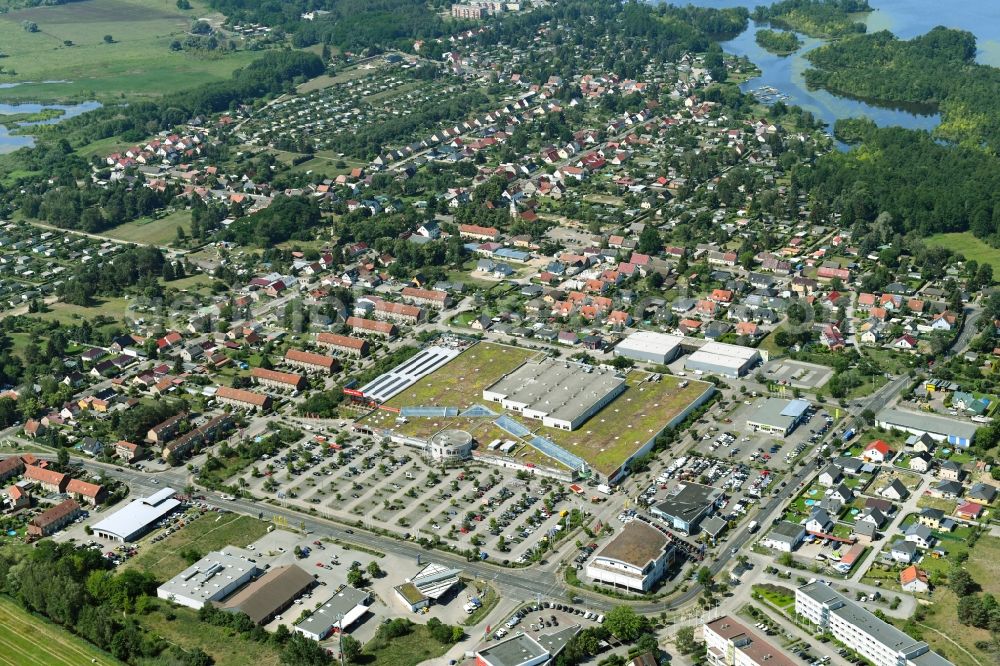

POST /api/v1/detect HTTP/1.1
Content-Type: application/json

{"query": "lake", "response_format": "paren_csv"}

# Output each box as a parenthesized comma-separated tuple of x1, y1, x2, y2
(675, 0, 1000, 135)
(0, 82, 101, 154)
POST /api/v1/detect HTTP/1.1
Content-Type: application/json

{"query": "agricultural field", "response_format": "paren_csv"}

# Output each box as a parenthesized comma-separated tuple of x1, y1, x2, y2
(124, 512, 270, 579)
(927, 232, 1000, 273)
(0, 595, 122, 666)
(0, 0, 259, 102)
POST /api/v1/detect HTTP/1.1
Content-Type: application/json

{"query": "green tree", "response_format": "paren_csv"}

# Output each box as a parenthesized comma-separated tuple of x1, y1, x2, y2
(949, 568, 976, 597)
(676, 625, 698, 654)
(637, 225, 662, 255)
(603, 605, 648, 642)
(697, 566, 714, 589)
(340, 634, 362, 663)
(103, 35, 114, 43)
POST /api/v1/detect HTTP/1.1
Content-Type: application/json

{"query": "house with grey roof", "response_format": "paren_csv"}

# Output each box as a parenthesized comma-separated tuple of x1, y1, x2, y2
(880, 478, 909, 502)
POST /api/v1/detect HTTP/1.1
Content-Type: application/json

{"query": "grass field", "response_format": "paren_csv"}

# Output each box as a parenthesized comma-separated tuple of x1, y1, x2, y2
(358, 342, 713, 475)
(101, 209, 190, 246)
(927, 232, 1000, 273)
(125, 513, 270, 579)
(0, 595, 122, 666)
(360, 624, 452, 666)
(902, 535, 1000, 666)
(141, 599, 280, 666)
(28, 296, 128, 324)
(0, 0, 259, 102)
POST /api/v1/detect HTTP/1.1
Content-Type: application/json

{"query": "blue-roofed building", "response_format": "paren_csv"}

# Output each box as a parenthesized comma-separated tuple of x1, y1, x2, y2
(494, 248, 531, 262)
(746, 398, 811, 438)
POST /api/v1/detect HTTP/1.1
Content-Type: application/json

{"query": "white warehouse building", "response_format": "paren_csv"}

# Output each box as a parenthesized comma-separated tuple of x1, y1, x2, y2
(684, 341, 761, 378)
(156, 549, 259, 610)
(483, 358, 625, 431)
(614, 331, 684, 364)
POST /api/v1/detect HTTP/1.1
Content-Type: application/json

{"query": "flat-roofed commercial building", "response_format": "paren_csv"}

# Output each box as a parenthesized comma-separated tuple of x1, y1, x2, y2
(684, 341, 761, 378)
(475, 625, 580, 666)
(746, 398, 811, 438)
(614, 331, 685, 364)
(223, 564, 315, 625)
(875, 408, 977, 449)
(157, 550, 259, 610)
(704, 616, 797, 666)
(92, 487, 181, 542)
(398, 562, 462, 610)
(650, 482, 722, 534)
(294, 586, 370, 641)
(586, 520, 674, 592)
(483, 358, 625, 431)
(795, 582, 953, 666)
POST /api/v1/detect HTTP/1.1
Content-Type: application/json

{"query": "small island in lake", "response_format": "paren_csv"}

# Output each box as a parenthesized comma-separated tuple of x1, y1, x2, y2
(755, 28, 803, 55)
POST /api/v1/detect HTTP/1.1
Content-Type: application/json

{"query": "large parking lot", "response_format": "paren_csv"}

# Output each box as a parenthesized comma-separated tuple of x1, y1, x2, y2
(234, 427, 592, 566)
(693, 401, 836, 472)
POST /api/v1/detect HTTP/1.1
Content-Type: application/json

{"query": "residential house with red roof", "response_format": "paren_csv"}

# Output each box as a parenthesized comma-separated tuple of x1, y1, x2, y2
(27, 499, 81, 537)
(863, 440, 892, 464)
(24, 465, 68, 494)
(66, 478, 107, 505)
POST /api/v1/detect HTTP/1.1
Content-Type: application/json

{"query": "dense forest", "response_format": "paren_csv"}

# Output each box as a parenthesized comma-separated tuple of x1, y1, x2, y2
(804, 27, 1000, 150)
(223, 195, 324, 247)
(754, 28, 803, 54)
(795, 120, 1000, 246)
(57, 246, 168, 306)
(751, 0, 870, 38)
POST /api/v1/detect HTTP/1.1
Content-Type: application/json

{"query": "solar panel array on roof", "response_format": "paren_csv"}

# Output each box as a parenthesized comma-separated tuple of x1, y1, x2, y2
(359, 345, 460, 402)
(461, 404, 497, 418)
(400, 406, 459, 417)
(495, 414, 532, 438)
(529, 435, 586, 471)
